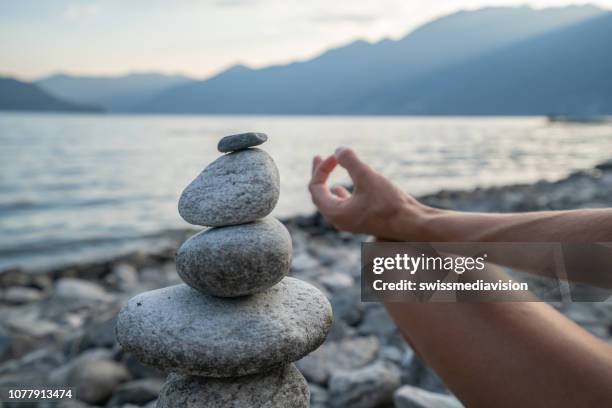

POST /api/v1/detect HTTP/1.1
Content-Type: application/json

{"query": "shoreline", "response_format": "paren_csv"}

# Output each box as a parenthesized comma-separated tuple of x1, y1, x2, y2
(3, 156, 611, 279)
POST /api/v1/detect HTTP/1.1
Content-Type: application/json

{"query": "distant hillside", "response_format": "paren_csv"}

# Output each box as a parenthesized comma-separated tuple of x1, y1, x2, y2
(37, 73, 192, 111)
(0, 77, 102, 113)
(136, 5, 607, 115)
(365, 12, 612, 115)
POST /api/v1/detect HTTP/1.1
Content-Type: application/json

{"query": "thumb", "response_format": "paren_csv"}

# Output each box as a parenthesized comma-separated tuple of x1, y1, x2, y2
(335, 147, 371, 183)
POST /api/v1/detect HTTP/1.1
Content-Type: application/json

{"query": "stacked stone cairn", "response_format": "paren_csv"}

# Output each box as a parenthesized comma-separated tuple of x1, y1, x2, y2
(116, 132, 333, 407)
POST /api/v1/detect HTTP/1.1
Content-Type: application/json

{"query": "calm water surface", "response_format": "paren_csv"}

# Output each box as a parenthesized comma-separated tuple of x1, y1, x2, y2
(2, 112, 612, 270)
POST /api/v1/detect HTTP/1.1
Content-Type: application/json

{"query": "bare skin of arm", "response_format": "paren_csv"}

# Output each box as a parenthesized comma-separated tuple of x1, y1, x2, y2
(308, 147, 612, 407)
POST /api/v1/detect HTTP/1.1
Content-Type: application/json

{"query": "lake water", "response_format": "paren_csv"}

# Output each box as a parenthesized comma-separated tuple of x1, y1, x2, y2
(2, 112, 612, 271)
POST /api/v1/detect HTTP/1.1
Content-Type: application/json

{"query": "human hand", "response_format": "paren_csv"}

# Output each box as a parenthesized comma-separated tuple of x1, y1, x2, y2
(308, 147, 434, 240)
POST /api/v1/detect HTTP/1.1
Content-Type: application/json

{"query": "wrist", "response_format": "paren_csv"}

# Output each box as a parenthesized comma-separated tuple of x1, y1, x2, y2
(390, 202, 450, 242)
(415, 205, 450, 242)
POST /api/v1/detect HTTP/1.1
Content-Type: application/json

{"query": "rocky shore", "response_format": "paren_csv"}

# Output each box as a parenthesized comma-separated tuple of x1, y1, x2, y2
(2, 158, 612, 408)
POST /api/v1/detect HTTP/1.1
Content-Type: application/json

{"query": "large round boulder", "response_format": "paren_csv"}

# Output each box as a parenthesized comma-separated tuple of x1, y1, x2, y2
(116, 278, 333, 377)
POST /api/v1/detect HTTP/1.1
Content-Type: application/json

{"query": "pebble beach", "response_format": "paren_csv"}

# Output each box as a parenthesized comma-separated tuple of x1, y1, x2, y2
(1, 157, 612, 408)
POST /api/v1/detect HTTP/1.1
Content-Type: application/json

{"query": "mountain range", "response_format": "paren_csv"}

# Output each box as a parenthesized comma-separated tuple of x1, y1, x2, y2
(0, 77, 101, 113)
(138, 5, 609, 115)
(36, 73, 192, 111)
(2, 5, 611, 115)
(365, 10, 612, 115)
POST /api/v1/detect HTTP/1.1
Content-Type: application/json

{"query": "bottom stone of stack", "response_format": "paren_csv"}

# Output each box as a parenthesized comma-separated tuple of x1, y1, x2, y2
(156, 363, 309, 408)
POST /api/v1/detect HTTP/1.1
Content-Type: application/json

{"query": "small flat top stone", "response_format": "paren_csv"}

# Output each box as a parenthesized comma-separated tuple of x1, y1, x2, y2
(116, 278, 333, 377)
(218, 132, 268, 153)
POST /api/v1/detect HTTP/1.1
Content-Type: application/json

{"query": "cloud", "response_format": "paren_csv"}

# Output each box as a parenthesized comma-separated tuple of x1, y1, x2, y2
(312, 12, 379, 24)
(214, 0, 260, 7)
(63, 3, 99, 20)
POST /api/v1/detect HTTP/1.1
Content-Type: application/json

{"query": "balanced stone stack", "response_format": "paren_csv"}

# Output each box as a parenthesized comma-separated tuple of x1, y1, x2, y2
(116, 132, 333, 407)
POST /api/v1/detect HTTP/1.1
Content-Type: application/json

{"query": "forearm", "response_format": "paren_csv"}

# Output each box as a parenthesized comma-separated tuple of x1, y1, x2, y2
(384, 301, 612, 407)
(403, 207, 612, 242)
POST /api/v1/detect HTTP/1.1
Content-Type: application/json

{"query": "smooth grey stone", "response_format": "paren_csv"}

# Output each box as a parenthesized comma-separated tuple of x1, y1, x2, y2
(116, 278, 332, 377)
(309, 383, 329, 408)
(156, 364, 308, 408)
(50, 348, 114, 386)
(54, 278, 113, 303)
(108, 263, 139, 292)
(178, 148, 280, 227)
(394, 385, 464, 408)
(108, 378, 164, 406)
(176, 217, 292, 297)
(217, 132, 268, 153)
(325, 319, 358, 342)
(319, 271, 354, 292)
(296, 336, 379, 385)
(77, 316, 117, 352)
(358, 306, 398, 339)
(328, 360, 401, 408)
(67, 358, 131, 405)
(330, 285, 364, 326)
(56, 401, 93, 408)
(2, 286, 44, 305)
(404, 355, 450, 394)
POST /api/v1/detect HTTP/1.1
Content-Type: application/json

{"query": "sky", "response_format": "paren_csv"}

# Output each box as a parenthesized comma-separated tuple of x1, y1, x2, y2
(1, 0, 611, 80)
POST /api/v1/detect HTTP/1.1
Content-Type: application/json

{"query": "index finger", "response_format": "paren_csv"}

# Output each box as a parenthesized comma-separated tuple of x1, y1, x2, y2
(310, 154, 338, 185)
(311, 155, 322, 177)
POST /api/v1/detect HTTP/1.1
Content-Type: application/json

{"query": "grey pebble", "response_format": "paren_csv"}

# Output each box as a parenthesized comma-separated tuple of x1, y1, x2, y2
(358, 306, 398, 339)
(328, 360, 401, 408)
(157, 364, 308, 408)
(67, 358, 131, 405)
(108, 378, 164, 406)
(309, 383, 329, 408)
(296, 336, 379, 385)
(116, 278, 332, 377)
(394, 385, 463, 408)
(1, 286, 44, 305)
(178, 148, 280, 227)
(217, 132, 268, 153)
(176, 217, 292, 297)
